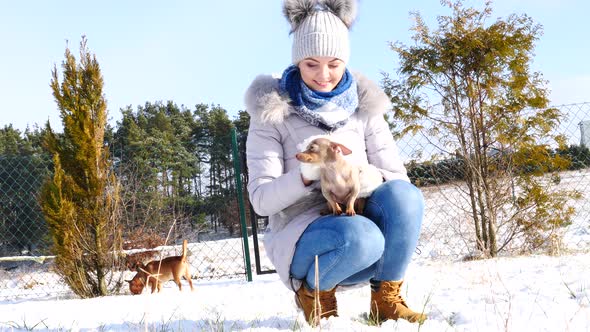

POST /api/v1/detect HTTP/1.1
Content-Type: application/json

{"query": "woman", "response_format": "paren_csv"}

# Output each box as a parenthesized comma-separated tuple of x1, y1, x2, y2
(244, 0, 426, 325)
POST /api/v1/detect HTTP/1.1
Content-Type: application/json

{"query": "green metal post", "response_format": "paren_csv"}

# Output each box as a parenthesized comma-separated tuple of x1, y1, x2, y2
(231, 127, 253, 281)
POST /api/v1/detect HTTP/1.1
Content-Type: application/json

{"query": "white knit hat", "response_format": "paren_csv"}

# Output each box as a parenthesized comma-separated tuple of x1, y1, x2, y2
(283, 0, 357, 64)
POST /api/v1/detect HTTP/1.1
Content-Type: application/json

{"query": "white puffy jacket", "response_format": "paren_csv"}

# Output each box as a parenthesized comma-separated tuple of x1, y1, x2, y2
(244, 71, 409, 290)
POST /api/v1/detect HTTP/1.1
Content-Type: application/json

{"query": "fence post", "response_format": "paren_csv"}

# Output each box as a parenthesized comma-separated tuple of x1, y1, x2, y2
(580, 120, 590, 147)
(231, 127, 252, 281)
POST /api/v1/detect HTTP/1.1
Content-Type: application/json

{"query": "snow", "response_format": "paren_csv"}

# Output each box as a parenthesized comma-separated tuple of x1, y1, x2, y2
(1, 253, 588, 331)
(1, 170, 589, 331)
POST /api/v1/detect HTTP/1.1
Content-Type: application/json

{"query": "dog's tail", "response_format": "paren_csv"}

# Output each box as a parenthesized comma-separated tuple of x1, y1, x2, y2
(181, 239, 188, 262)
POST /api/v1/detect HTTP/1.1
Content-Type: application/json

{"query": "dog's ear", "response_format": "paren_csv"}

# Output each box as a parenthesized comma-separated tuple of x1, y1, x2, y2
(331, 142, 352, 155)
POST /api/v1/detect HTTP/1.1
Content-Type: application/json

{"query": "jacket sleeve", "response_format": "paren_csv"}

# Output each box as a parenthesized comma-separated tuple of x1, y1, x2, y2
(246, 119, 314, 217)
(364, 113, 410, 183)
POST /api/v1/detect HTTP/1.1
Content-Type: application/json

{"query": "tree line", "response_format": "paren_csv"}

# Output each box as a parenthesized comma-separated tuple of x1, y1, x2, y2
(0, 98, 251, 259)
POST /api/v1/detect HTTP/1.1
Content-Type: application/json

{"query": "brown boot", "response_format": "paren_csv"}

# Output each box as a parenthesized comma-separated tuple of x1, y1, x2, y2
(369, 280, 426, 324)
(294, 282, 338, 325)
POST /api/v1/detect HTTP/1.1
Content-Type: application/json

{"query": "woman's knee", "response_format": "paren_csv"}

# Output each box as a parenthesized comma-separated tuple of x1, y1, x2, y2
(336, 218, 385, 263)
(306, 216, 384, 264)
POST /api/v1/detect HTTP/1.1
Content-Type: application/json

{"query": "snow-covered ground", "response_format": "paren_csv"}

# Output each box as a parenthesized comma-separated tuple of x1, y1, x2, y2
(0, 169, 589, 331)
(0, 253, 588, 331)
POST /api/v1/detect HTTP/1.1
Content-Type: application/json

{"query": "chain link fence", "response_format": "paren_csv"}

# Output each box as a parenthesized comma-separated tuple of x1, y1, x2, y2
(398, 102, 590, 260)
(1, 104, 589, 301)
(0, 155, 61, 300)
(0, 131, 253, 301)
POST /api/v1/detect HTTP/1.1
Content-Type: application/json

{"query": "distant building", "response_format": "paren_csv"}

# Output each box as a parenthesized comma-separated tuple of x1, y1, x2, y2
(581, 120, 590, 147)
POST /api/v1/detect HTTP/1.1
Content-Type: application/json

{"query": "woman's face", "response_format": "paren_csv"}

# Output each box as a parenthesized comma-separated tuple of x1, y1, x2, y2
(298, 57, 346, 92)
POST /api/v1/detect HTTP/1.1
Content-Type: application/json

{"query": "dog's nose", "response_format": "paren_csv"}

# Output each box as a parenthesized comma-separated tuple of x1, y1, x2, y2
(296, 153, 312, 162)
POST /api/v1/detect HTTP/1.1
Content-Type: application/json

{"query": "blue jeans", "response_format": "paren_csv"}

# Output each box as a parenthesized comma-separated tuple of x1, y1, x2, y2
(290, 180, 424, 290)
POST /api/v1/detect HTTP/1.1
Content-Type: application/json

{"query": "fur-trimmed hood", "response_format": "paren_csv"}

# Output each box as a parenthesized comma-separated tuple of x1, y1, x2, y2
(244, 71, 392, 125)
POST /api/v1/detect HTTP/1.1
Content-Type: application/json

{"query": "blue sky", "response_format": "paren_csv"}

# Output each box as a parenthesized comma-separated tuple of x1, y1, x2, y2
(1, 0, 589, 131)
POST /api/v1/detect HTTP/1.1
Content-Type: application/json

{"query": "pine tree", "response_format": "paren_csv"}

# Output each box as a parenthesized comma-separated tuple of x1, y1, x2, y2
(384, 1, 580, 256)
(40, 36, 123, 297)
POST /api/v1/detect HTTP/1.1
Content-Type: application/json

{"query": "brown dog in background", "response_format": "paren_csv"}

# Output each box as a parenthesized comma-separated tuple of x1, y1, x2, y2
(126, 239, 194, 294)
(296, 137, 361, 216)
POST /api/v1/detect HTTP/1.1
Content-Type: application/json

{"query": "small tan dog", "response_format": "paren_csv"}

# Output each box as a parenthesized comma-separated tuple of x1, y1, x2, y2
(296, 137, 361, 216)
(126, 239, 194, 294)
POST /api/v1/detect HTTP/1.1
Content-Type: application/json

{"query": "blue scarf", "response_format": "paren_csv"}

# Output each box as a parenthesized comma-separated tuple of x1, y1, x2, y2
(279, 65, 358, 130)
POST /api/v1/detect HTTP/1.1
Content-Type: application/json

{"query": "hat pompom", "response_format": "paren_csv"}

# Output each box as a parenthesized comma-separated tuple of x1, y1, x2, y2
(321, 0, 357, 28)
(283, 0, 318, 32)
